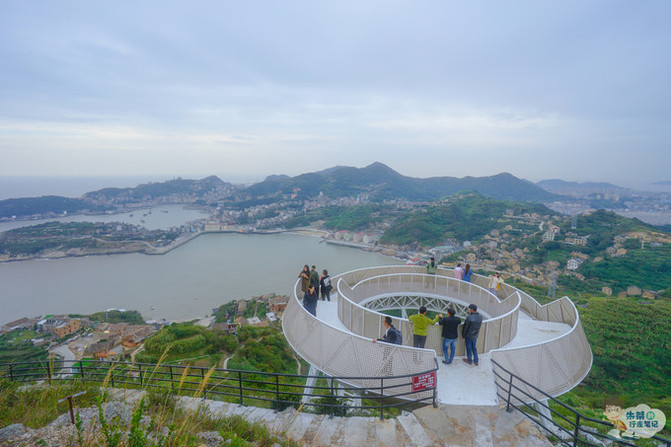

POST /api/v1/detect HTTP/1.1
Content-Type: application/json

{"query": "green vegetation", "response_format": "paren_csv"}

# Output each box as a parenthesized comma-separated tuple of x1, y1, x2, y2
(579, 243, 671, 291)
(381, 194, 551, 246)
(0, 378, 102, 429)
(556, 297, 671, 432)
(0, 379, 299, 446)
(0, 221, 179, 258)
(71, 310, 146, 325)
(0, 329, 49, 363)
(213, 301, 239, 323)
(227, 331, 297, 374)
(0, 196, 108, 219)
(322, 204, 395, 232)
(242, 300, 269, 319)
(85, 176, 230, 202)
(137, 323, 237, 366)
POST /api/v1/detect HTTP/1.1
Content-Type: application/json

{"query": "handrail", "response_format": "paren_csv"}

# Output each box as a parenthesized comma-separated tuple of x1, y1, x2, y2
(490, 296, 592, 401)
(334, 267, 521, 355)
(492, 359, 671, 447)
(283, 276, 438, 402)
(0, 358, 438, 421)
(286, 264, 593, 409)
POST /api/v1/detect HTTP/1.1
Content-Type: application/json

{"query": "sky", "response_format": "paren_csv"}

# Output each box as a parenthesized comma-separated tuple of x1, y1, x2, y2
(1, 1, 670, 187)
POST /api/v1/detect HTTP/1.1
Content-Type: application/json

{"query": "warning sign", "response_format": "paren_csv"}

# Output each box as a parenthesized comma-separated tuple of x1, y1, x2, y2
(412, 371, 436, 392)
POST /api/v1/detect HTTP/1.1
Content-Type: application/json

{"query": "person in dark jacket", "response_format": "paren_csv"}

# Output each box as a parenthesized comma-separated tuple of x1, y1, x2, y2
(309, 265, 320, 299)
(439, 308, 461, 364)
(303, 285, 318, 316)
(320, 269, 332, 301)
(373, 316, 400, 344)
(462, 304, 483, 366)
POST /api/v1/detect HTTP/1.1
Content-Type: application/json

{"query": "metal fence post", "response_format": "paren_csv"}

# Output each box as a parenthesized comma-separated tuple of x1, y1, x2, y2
(9, 364, 13, 381)
(110, 363, 115, 388)
(169, 366, 174, 392)
(379, 378, 384, 421)
(329, 378, 335, 419)
(274, 375, 280, 413)
(80, 362, 85, 380)
(572, 414, 581, 447)
(238, 371, 244, 405)
(201, 368, 206, 398)
(138, 364, 143, 387)
(506, 371, 514, 412)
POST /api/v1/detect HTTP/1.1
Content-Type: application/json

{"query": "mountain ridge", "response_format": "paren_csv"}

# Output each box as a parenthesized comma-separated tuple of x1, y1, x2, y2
(239, 163, 558, 203)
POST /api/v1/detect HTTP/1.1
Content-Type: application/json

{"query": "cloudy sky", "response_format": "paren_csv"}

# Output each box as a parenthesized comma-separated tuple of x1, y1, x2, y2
(1, 1, 669, 186)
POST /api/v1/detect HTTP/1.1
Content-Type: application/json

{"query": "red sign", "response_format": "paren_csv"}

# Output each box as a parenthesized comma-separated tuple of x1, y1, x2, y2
(411, 371, 436, 392)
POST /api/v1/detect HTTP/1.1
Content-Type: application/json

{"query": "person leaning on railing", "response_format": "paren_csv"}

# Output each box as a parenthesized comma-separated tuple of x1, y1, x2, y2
(372, 316, 402, 344)
(408, 306, 442, 349)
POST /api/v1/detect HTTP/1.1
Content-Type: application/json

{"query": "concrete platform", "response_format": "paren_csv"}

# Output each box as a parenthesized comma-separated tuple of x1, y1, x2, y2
(313, 294, 572, 407)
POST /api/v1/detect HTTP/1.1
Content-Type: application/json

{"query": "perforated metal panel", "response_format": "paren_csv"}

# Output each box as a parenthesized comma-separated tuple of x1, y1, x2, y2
(283, 267, 592, 403)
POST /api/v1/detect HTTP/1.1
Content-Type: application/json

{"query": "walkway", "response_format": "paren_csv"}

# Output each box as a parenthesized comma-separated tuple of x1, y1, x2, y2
(314, 295, 571, 406)
(284, 266, 592, 406)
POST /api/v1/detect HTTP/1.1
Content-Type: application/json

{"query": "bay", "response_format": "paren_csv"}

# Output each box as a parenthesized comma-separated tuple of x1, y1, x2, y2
(0, 233, 401, 325)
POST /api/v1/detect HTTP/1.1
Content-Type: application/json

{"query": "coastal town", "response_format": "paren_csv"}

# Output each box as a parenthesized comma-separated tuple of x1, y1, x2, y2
(2, 176, 670, 303)
(0, 294, 290, 366)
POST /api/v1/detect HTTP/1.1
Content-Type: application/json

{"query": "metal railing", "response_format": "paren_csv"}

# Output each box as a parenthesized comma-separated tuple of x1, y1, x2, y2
(492, 359, 670, 447)
(283, 276, 438, 399)
(0, 359, 437, 420)
(335, 268, 521, 356)
(490, 295, 592, 401)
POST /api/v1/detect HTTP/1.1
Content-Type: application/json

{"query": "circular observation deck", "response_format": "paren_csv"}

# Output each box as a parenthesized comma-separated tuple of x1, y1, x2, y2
(282, 266, 592, 405)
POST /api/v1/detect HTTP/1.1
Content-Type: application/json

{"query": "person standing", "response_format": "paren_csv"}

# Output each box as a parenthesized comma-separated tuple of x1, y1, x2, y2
(454, 263, 464, 280)
(463, 264, 473, 283)
(299, 265, 310, 294)
(462, 304, 483, 366)
(425, 256, 437, 287)
(310, 265, 320, 299)
(320, 269, 332, 301)
(303, 285, 318, 316)
(439, 308, 461, 364)
(488, 272, 502, 296)
(408, 306, 441, 349)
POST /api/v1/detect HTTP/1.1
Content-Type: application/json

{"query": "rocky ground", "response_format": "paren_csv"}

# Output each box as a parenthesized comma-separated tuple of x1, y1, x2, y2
(0, 388, 553, 446)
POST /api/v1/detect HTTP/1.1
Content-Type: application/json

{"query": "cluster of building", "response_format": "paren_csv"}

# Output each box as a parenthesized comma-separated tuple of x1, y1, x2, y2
(1, 315, 86, 340)
(332, 230, 381, 244)
(82, 323, 156, 359)
(211, 294, 290, 334)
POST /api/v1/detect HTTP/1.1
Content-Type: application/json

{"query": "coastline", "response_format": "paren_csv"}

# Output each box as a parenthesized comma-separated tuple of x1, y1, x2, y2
(0, 226, 386, 263)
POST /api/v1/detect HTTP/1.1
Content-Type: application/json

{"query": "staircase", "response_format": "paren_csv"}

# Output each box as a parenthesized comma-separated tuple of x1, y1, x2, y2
(175, 394, 553, 446)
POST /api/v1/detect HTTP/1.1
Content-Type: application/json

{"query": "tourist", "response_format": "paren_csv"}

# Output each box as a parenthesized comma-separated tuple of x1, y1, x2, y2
(454, 263, 464, 280)
(439, 308, 461, 364)
(409, 306, 441, 349)
(299, 265, 310, 294)
(310, 265, 320, 299)
(425, 256, 437, 287)
(462, 304, 483, 366)
(303, 284, 318, 316)
(488, 272, 502, 296)
(463, 264, 473, 282)
(320, 269, 332, 301)
(373, 316, 402, 345)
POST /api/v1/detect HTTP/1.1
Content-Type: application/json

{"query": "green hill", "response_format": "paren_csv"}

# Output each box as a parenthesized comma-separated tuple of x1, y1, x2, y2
(84, 175, 231, 203)
(0, 196, 108, 220)
(240, 162, 558, 203)
(380, 193, 553, 246)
